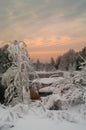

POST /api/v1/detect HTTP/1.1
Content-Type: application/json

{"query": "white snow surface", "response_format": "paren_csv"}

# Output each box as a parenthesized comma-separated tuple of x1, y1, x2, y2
(39, 86, 54, 93)
(0, 102, 86, 130)
(8, 114, 86, 130)
(33, 78, 58, 84)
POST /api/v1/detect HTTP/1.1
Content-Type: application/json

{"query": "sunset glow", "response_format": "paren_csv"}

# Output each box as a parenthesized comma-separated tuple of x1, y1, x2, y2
(0, 0, 86, 61)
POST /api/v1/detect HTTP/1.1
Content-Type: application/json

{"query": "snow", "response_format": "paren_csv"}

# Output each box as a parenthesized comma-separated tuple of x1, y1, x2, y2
(10, 115, 58, 130)
(1, 70, 86, 130)
(39, 86, 54, 93)
(44, 94, 63, 109)
(0, 102, 86, 130)
(8, 115, 86, 130)
(33, 78, 58, 84)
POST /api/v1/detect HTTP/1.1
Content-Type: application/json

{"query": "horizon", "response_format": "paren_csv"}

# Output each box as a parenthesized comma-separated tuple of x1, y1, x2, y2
(0, 0, 86, 61)
(0, 40, 85, 63)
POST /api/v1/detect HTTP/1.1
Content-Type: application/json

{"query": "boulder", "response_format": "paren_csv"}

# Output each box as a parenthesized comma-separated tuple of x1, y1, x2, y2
(29, 86, 41, 100)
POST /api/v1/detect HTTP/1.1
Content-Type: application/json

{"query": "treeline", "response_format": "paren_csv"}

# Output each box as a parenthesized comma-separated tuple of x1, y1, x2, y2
(33, 47, 86, 71)
(0, 44, 86, 72)
(33, 58, 56, 71)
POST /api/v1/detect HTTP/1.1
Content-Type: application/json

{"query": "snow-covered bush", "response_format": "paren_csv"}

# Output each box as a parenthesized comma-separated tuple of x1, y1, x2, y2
(54, 81, 84, 105)
(44, 94, 68, 110)
(74, 55, 86, 103)
(41, 73, 85, 110)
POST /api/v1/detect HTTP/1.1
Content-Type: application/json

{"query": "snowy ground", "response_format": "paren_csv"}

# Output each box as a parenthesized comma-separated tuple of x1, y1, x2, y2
(0, 102, 86, 130)
(8, 113, 86, 130)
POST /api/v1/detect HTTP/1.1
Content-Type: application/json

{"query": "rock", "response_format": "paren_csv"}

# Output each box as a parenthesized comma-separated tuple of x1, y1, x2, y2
(29, 86, 41, 100)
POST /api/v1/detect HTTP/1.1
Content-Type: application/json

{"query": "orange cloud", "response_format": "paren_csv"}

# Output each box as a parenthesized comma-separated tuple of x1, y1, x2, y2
(24, 36, 71, 49)
(59, 36, 71, 44)
(24, 37, 44, 47)
(71, 37, 86, 43)
(49, 36, 71, 44)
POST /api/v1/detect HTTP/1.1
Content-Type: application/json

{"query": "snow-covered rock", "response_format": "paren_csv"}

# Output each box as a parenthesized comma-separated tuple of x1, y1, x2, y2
(39, 86, 54, 93)
(33, 78, 58, 85)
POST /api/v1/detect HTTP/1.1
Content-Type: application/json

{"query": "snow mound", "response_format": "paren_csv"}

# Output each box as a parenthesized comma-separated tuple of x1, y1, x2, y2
(39, 86, 54, 93)
(33, 78, 57, 85)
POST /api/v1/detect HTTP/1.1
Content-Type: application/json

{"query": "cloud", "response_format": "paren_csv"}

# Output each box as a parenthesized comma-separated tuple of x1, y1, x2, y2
(24, 36, 86, 52)
(48, 36, 71, 44)
(0, 0, 86, 61)
(24, 36, 71, 49)
(0, 0, 86, 40)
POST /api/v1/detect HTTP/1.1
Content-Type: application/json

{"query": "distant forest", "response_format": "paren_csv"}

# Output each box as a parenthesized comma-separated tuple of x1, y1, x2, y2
(33, 47, 86, 71)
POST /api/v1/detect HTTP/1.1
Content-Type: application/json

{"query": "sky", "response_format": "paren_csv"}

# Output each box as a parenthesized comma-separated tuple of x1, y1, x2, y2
(0, 0, 86, 62)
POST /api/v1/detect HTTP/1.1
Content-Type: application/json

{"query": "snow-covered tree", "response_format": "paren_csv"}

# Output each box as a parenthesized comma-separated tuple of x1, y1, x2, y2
(79, 54, 86, 81)
(1, 40, 35, 105)
(58, 49, 76, 71)
(76, 47, 86, 70)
